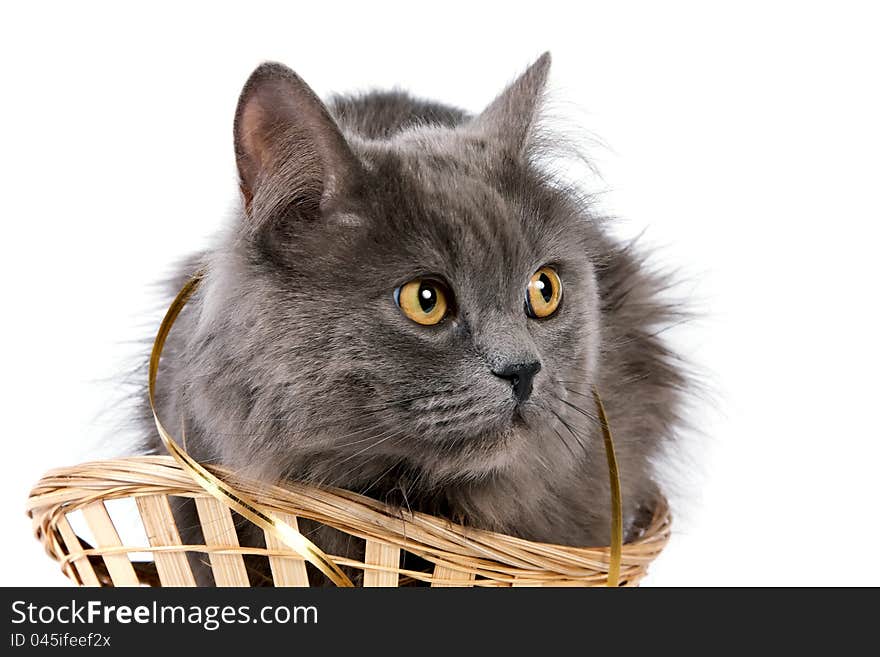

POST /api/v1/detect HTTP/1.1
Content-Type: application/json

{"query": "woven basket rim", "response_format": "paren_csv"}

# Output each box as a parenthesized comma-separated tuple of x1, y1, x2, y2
(27, 455, 671, 586)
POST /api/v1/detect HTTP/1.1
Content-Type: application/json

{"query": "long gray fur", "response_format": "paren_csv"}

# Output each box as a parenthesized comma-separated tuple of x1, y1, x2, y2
(138, 53, 687, 585)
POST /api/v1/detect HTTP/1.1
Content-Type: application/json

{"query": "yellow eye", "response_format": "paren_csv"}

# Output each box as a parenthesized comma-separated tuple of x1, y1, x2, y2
(526, 267, 562, 318)
(395, 279, 449, 326)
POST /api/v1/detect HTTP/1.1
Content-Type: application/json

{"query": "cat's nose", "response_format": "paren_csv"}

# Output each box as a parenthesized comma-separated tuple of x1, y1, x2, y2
(492, 361, 542, 404)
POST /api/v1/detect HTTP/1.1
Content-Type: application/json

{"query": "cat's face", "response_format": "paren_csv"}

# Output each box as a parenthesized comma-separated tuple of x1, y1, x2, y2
(197, 56, 603, 486)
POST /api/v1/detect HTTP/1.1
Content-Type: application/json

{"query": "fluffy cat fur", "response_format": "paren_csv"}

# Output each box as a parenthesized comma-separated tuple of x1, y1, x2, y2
(138, 53, 687, 585)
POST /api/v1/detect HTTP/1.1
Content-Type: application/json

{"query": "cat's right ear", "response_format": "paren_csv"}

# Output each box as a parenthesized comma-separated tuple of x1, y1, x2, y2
(233, 63, 360, 226)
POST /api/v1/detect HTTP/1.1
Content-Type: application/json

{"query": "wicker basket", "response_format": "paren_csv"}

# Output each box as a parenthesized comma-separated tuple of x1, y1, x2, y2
(27, 455, 670, 587)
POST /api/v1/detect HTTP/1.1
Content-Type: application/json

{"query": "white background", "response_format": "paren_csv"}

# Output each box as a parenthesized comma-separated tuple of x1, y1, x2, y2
(1, 1, 878, 587)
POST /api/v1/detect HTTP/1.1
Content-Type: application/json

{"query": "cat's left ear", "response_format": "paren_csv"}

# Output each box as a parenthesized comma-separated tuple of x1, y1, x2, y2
(470, 52, 551, 157)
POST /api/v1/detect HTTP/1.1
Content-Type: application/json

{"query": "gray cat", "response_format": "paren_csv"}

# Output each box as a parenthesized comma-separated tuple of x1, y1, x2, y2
(139, 53, 686, 585)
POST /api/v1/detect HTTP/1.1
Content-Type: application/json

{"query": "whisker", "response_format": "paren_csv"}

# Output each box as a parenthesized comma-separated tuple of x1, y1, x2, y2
(330, 421, 404, 450)
(359, 457, 405, 497)
(554, 395, 601, 427)
(549, 407, 585, 450)
(336, 432, 406, 467)
(323, 429, 411, 486)
(190, 389, 448, 427)
(557, 384, 593, 401)
(550, 422, 579, 460)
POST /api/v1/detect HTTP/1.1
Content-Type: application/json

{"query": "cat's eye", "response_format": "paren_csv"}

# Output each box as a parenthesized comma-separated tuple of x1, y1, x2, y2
(395, 278, 450, 326)
(525, 267, 562, 318)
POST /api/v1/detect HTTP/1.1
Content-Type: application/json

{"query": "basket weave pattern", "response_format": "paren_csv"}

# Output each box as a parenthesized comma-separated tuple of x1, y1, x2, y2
(28, 456, 670, 587)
